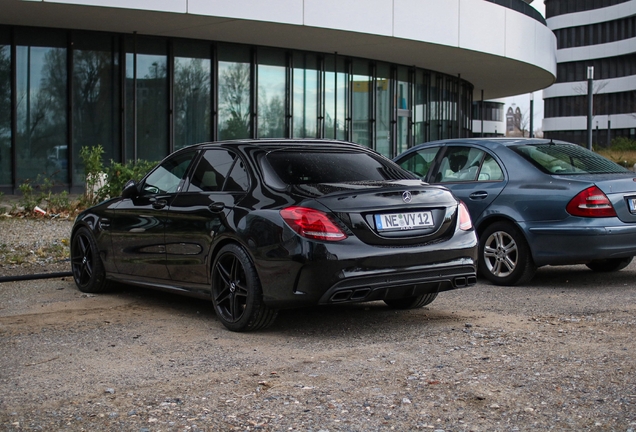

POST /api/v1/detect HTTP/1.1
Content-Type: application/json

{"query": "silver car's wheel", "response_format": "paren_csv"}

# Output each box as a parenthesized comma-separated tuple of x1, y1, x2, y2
(479, 221, 536, 286)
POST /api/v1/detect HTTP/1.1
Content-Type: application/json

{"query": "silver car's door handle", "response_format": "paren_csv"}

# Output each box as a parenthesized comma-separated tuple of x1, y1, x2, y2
(469, 191, 488, 200)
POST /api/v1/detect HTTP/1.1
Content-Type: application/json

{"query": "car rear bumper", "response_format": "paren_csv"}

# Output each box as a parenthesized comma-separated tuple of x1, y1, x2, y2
(526, 220, 636, 266)
(257, 230, 478, 308)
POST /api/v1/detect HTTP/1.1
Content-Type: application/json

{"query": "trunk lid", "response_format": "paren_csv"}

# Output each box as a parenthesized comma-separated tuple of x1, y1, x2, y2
(293, 180, 461, 246)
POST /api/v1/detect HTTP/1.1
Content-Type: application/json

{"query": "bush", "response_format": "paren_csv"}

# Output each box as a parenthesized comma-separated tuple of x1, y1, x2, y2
(78, 145, 157, 203)
(97, 159, 157, 201)
(80, 145, 105, 206)
(610, 137, 636, 152)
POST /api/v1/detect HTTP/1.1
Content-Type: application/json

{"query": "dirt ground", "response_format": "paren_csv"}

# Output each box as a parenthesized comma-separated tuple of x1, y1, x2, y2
(1, 256, 636, 431)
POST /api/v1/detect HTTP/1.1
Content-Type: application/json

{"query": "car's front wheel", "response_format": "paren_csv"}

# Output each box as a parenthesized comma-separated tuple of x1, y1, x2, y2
(479, 221, 536, 286)
(586, 257, 633, 272)
(71, 226, 111, 293)
(211, 244, 277, 332)
(384, 292, 438, 309)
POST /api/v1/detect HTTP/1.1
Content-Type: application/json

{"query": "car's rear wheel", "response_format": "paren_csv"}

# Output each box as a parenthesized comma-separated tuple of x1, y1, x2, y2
(71, 226, 111, 293)
(211, 244, 277, 332)
(384, 292, 438, 309)
(586, 257, 633, 272)
(479, 221, 536, 286)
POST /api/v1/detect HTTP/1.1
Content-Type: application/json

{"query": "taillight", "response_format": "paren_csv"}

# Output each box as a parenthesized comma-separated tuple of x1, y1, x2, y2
(458, 201, 473, 231)
(566, 186, 616, 217)
(280, 206, 347, 241)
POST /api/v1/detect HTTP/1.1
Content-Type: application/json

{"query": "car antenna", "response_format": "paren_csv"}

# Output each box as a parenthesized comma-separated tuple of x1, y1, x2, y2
(549, 138, 555, 145)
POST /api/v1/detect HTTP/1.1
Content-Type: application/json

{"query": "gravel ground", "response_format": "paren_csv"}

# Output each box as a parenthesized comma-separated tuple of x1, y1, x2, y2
(1, 219, 636, 431)
(0, 216, 73, 277)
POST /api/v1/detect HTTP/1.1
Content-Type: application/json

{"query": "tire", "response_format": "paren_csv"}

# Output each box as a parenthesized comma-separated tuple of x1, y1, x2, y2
(479, 221, 536, 286)
(586, 257, 633, 272)
(384, 292, 438, 309)
(211, 244, 278, 332)
(71, 226, 111, 293)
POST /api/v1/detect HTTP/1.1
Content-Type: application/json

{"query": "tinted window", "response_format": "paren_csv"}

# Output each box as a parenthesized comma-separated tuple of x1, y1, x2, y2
(189, 149, 246, 192)
(265, 150, 412, 185)
(513, 143, 629, 175)
(142, 151, 196, 195)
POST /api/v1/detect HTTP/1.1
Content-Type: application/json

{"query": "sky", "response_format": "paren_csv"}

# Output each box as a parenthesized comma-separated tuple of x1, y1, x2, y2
(504, 0, 546, 134)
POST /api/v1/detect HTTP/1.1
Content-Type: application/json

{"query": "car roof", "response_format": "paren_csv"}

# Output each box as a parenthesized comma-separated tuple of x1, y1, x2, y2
(409, 137, 569, 150)
(186, 139, 371, 152)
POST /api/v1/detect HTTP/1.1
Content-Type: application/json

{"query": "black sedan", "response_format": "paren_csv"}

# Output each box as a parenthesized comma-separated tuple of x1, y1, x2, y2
(71, 140, 478, 331)
(395, 138, 636, 286)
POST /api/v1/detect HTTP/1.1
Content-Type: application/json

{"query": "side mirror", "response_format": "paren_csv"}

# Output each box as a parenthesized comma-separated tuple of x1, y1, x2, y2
(121, 180, 139, 199)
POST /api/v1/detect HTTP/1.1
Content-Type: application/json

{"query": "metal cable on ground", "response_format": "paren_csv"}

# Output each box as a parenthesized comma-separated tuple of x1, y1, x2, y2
(0, 272, 73, 283)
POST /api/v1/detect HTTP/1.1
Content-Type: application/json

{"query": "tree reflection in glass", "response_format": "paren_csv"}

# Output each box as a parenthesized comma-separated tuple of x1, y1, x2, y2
(16, 45, 67, 184)
(0, 45, 10, 185)
(218, 61, 250, 140)
(174, 57, 211, 149)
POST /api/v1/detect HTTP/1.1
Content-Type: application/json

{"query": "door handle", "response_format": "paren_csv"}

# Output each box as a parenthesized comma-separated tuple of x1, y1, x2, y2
(469, 191, 488, 200)
(208, 202, 225, 212)
(152, 199, 167, 209)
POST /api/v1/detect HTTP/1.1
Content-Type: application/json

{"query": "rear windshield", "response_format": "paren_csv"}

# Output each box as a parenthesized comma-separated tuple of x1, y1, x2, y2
(264, 150, 414, 185)
(512, 143, 629, 175)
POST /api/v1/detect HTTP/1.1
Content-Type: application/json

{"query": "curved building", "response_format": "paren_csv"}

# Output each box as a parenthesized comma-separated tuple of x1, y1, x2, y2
(543, 0, 636, 145)
(0, 0, 555, 193)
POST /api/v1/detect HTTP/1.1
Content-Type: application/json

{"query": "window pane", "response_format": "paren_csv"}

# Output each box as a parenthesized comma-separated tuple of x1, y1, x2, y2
(0, 40, 10, 185)
(325, 56, 348, 140)
(72, 32, 120, 187)
(174, 42, 211, 150)
(414, 71, 428, 144)
(257, 49, 286, 139)
(218, 44, 251, 140)
(292, 52, 318, 138)
(352, 60, 370, 147)
(16, 31, 68, 185)
(376, 63, 390, 157)
(142, 151, 195, 195)
(126, 37, 167, 164)
(189, 149, 236, 192)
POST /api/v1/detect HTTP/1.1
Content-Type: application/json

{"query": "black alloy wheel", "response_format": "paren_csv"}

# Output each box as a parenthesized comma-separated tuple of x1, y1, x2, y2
(71, 226, 110, 293)
(211, 244, 277, 332)
(479, 221, 536, 286)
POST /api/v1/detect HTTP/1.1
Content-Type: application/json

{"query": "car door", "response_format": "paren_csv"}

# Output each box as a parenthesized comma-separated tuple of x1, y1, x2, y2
(109, 151, 197, 279)
(164, 148, 250, 293)
(429, 145, 507, 223)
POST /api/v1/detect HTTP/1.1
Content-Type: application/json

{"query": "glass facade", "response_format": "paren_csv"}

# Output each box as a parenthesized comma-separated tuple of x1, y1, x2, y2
(16, 30, 68, 185)
(72, 32, 120, 185)
(174, 41, 211, 151)
(0, 29, 10, 186)
(0, 25, 474, 193)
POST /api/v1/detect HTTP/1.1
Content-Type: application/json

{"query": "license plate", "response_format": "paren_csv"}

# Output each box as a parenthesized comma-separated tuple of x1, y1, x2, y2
(374, 211, 433, 232)
(628, 197, 636, 213)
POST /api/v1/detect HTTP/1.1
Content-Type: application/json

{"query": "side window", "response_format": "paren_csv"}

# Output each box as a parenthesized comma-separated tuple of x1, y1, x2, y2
(224, 157, 250, 192)
(188, 149, 246, 192)
(478, 154, 504, 181)
(142, 151, 195, 195)
(435, 147, 484, 183)
(398, 147, 441, 179)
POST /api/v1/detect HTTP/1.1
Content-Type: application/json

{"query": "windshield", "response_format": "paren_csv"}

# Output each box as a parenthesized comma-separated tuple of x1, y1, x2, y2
(512, 143, 629, 175)
(264, 150, 414, 185)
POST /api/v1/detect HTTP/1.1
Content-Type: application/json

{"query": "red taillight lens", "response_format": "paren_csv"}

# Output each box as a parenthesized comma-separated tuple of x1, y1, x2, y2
(566, 186, 617, 217)
(280, 206, 347, 241)
(458, 201, 473, 231)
